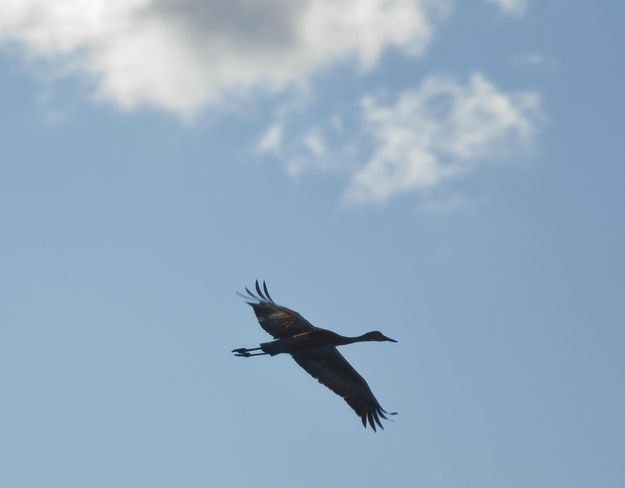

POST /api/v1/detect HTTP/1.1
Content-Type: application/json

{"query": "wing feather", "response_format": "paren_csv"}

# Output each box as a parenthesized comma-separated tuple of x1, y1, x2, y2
(291, 346, 393, 431)
(240, 281, 314, 339)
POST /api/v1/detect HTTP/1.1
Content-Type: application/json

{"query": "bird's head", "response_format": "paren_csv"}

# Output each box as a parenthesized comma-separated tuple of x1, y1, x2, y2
(364, 331, 398, 343)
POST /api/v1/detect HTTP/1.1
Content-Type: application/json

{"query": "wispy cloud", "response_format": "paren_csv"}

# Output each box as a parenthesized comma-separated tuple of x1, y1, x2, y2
(257, 117, 359, 178)
(0, 0, 450, 119)
(260, 73, 542, 205)
(513, 52, 558, 72)
(345, 73, 541, 204)
(257, 123, 284, 154)
(419, 193, 472, 214)
(514, 53, 545, 66)
(486, 0, 528, 17)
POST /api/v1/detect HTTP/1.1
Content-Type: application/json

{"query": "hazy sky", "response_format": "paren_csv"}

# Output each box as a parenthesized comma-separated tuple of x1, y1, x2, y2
(1, 1, 624, 487)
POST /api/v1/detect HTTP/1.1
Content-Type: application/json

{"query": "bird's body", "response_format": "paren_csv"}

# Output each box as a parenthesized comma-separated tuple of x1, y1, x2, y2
(259, 328, 393, 355)
(233, 280, 397, 431)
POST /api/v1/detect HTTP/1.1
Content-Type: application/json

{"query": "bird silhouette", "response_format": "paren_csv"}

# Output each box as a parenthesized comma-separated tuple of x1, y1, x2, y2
(233, 280, 397, 431)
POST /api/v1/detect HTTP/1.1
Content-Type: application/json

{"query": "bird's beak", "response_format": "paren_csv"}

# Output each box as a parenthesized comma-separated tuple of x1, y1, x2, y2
(385, 336, 398, 343)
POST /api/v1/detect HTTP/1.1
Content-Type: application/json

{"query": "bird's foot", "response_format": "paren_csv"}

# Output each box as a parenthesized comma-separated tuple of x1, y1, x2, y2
(232, 347, 252, 357)
(232, 347, 266, 357)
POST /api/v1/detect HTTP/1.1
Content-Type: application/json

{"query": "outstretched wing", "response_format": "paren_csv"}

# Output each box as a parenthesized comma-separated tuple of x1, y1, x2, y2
(291, 346, 394, 431)
(238, 280, 315, 339)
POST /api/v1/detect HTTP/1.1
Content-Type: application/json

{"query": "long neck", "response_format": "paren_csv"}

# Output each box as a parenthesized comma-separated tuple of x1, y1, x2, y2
(334, 332, 373, 346)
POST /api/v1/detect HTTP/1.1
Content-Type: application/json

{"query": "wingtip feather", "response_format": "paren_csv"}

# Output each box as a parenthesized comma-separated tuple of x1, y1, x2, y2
(373, 409, 384, 430)
(367, 411, 377, 432)
(255, 280, 266, 300)
(262, 280, 274, 303)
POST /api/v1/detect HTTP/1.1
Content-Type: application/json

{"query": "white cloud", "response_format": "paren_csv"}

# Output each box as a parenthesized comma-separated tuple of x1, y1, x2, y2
(257, 72, 542, 206)
(260, 121, 356, 178)
(343, 73, 541, 204)
(513, 52, 558, 72)
(514, 53, 544, 66)
(303, 129, 327, 158)
(420, 193, 471, 214)
(486, 0, 528, 17)
(257, 123, 284, 154)
(0, 0, 450, 119)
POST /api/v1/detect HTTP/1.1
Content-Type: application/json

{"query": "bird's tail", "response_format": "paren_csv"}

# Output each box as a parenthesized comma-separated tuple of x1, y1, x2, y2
(259, 340, 282, 356)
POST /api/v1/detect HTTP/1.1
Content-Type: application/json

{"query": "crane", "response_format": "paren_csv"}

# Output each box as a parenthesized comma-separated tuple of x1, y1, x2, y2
(232, 280, 397, 431)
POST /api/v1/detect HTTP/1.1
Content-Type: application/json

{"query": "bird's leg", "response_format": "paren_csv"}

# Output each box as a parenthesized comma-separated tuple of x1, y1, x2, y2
(232, 347, 267, 357)
(232, 346, 261, 353)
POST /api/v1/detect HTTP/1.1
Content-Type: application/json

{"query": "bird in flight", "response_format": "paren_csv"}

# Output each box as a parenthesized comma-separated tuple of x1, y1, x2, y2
(233, 280, 397, 431)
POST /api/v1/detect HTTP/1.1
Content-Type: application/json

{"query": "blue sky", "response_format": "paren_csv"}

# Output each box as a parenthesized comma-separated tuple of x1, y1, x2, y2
(1, 1, 624, 487)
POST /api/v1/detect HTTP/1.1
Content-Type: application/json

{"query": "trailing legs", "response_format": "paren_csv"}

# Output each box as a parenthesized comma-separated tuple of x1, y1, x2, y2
(232, 346, 268, 357)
